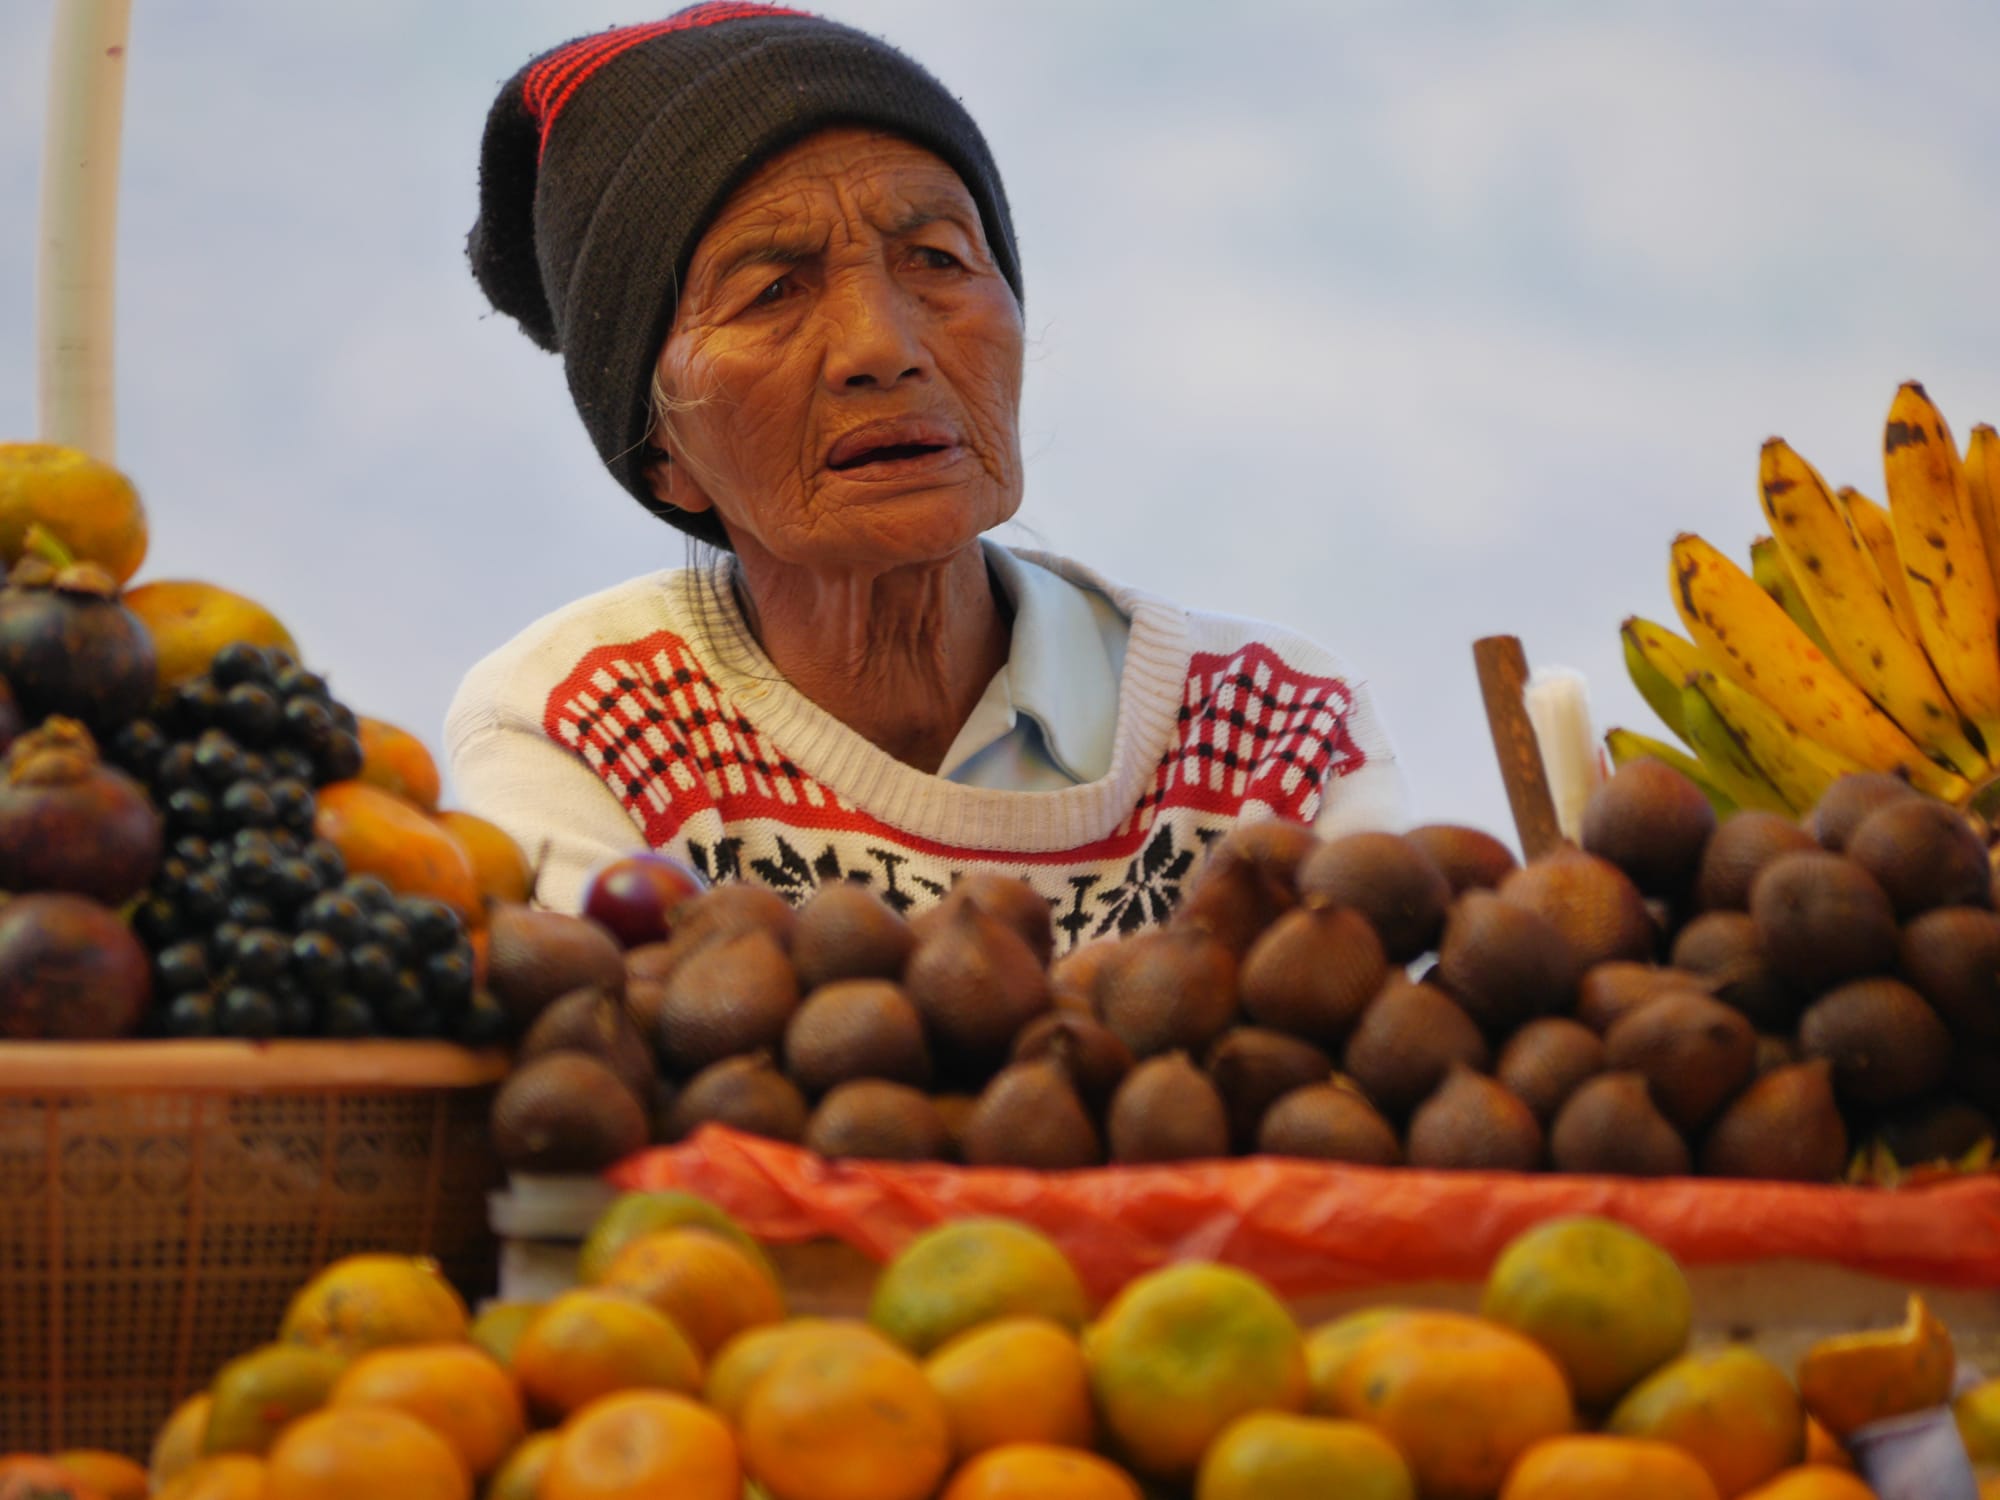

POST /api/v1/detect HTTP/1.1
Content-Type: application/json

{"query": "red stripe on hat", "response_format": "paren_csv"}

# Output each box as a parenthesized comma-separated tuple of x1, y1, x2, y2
(525, 4, 814, 160)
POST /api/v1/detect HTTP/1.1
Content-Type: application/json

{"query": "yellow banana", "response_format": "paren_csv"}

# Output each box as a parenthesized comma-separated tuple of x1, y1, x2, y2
(1604, 727, 1737, 816)
(1749, 533, 1832, 655)
(1883, 381, 2000, 750)
(1676, 678, 1798, 815)
(1759, 438, 1987, 778)
(1620, 616, 1706, 746)
(1838, 485, 1928, 647)
(1670, 532, 1964, 798)
(1968, 423, 2000, 596)
(1688, 669, 1865, 815)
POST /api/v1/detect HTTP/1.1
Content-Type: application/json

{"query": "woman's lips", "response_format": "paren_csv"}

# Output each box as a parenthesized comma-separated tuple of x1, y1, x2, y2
(826, 418, 958, 471)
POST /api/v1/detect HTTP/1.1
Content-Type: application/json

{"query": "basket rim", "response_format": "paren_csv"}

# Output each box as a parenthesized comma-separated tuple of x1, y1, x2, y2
(0, 1039, 510, 1092)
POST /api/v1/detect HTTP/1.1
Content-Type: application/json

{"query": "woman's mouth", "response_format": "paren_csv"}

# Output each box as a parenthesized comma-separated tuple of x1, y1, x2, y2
(826, 421, 960, 475)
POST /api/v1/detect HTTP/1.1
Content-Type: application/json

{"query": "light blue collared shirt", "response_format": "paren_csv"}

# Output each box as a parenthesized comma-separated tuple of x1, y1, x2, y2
(937, 545, 1130, 791)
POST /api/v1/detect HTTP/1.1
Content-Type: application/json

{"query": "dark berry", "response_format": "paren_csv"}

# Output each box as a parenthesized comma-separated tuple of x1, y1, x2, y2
(315, 730, 364, 784)
(275, 982, 316, 1036)
(348, 942, 398, 997)
(217, 986, 280, 1039)
(366, 911, 413, 960)
(230, 928, 291, 986)
(229, 839, 279, 891)
(300, 892, 367, 946)
(171, 678, 226, 735)
(421, 947, 475, 1010)
(110, 718, 167, 777)
(193, 730, 245, 788)
(282, 696, 335, 749)
(180, 869, 230, 923)
(209, 643, 273, 688)
(165, 787, 218, 837)
(163, 992, 218, 1038)
(155, 940, 210, 995)
(155, 854, 195, 895)
(239, 751, 273, 783)
(272, 747, 316, 782)
(224, 893, 278, 929)
(133, 896, 183, 948)
(397, 897, 461, 954)
(171, 834, 213, 865)
(289, 930, 346, 996)
(322, 994, 376, 1038)
(268, 778, 315, 834)
(222, 682, 281, 744)
(455, 991, 510, 1047)
(270, 856, 321, 910)
(221, 780, 278, 831)
(273, 665, 330, 702)
(328, 701, 359, 736)
(343, 876, 396, 914)
(155, 743, 203, 793)
(207, 920, 247, 963)
(380, 972, 433, 1035)
(304, 840, 345, 887)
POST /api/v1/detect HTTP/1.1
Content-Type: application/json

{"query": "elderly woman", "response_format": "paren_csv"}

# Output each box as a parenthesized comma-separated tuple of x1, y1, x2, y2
(449, 3, 1405, 945)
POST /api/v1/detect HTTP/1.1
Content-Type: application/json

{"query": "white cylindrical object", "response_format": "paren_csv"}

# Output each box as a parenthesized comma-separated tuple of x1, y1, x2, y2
(37, 0, 133, 462)
(1525, 667, 1605, 844)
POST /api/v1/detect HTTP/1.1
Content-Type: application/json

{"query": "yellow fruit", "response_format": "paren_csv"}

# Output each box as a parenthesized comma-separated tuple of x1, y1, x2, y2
(578, 1190, 772, 1285)
(153, 1454, 267, 1500)
(123, 579, 298, 700)
(1500, 1435, 1721, 1499)
(1607, 1346, 1805, 1497)
(202, 1342, 349, 1455)
(326, 1342, 525, 1478)
(925, 1316, 1096, 1461)
(1797, 1294, 1955, 1439)
(1736, 1466, 1880, 1500)
(870, 1218, 1090, 1357)
(1327, 1309, 1574, 1500)
(739, 1335, 951, 1500)
(149, 1392, 213, 1488)
(705, 1319, 895, 1426)
(597, 1227, 786, 1358)
(279, 1253, 469, 1355)
(940, 1443, 1145, 1500)
(263, 1405, 470, 1500)
(51, 1450, 147, 1500)
(1481, 1215, 1693, 1409)
(511, 1288, 704, 1422)
(1084, 1262, 1308, 1482)
(540, 1390, 740, 1500)
(1304, 1308, 1417, 1413)
(1194, 1411, 1415, 1500)
(1955, 1375, 2000, 1463)
(486, 1432, 558, 1500)
(0, 442, 147, 583)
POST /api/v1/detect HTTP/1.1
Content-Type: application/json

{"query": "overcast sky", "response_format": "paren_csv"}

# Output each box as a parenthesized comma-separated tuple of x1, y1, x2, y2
(4, 1, 1998, 849)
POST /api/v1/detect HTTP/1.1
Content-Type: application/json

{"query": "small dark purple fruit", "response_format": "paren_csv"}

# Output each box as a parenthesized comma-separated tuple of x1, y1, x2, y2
(0, 717, 162, 904)
(0, 557, 157, 732)
(0, 892, 152, 1038)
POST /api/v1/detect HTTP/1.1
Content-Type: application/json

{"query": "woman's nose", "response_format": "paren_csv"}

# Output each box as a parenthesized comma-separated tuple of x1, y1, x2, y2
(819, 268, 925, 390)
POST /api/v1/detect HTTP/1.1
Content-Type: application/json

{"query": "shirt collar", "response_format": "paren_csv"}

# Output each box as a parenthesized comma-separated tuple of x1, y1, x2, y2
(977, 542, 1121, 783)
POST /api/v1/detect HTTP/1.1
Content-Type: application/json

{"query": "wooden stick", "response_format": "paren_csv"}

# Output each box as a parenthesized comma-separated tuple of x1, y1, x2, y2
(1474, 635, 1565, 860)
(37, 0, 132, 461)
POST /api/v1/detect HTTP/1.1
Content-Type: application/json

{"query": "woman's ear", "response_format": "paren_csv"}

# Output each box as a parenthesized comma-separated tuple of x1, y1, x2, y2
(644, 449, 714, 515)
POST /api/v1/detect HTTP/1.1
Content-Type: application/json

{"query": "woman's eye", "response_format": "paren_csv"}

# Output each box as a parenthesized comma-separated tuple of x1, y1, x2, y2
(912, 246, 962, 271)
(751, 276, 788, 306)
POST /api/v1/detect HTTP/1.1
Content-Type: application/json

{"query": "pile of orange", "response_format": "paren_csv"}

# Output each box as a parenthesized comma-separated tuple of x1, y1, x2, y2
(23, 1195, 1958, 1499)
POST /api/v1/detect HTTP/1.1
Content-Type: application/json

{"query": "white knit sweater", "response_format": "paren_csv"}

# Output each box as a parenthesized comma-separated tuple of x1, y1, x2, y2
(445, 549, 1406, 949)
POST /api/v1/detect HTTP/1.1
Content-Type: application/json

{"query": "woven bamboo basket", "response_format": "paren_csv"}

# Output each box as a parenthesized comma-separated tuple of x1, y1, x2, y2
(0, 1040, 507, 1458)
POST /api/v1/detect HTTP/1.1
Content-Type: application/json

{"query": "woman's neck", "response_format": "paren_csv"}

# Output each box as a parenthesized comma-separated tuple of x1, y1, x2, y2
(725, 540, 1011, 773)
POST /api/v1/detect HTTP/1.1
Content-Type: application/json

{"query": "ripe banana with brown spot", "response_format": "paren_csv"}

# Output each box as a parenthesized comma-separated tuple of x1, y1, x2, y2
(1749, 534, 1831, 655)
(1967, 424, 2000, 595)
(1883, 381, 2000, 751)
(1620, 616, 1707, 746)
(1687, 669, 1866, 814)
(1758, 438, 1987, 779)
(1838, 486, 1928, 647)
(1669, 532, 1964, 798)
(1603, 727, 1737, 816)
(1676, 676, 1803, 815)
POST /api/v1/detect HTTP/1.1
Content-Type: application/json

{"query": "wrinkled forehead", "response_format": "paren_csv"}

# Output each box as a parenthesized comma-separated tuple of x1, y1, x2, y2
(697, 127, 980, 248)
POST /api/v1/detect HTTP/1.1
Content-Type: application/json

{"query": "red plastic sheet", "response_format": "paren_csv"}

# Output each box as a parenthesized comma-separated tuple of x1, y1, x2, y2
(610, 1127, 2000, 1300)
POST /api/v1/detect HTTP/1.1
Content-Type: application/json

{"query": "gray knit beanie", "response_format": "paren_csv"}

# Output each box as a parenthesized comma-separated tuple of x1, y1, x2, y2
(468, 2, 1023, 546)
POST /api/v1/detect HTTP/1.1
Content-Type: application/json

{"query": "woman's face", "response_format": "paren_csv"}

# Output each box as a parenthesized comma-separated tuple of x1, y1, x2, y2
(649, 129, 1025, 571)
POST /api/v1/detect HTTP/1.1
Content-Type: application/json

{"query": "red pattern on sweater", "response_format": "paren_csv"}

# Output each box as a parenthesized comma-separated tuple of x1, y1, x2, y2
(541, 629, 1367, 861)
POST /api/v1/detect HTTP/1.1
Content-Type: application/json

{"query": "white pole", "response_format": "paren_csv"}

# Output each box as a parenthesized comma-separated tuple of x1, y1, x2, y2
(37, 0, 132, 463)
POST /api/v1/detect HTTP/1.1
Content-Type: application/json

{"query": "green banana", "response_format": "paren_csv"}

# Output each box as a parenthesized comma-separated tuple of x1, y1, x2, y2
(1749, 534, 1832, 657)
(1677, 678, 1795, 815)
(1621, 617, 1707, 747)
(1686, 669, 1864, 814)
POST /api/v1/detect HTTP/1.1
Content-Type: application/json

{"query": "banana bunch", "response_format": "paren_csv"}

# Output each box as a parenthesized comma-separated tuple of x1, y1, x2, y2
(1613, 381, 2000, 816)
